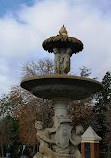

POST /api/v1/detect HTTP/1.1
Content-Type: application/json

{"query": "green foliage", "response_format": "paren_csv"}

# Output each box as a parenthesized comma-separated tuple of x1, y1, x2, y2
(0, 115, 19, 157)
(94, 71, 111, 151)
(101, 72, 111, 104)
(80, 66, 91, 77)
(4, 116, 19, 141)
(0, 94, 14, 118)
(0, 95, 19, 157)
(94, 72, 111, 114)
(100, 152, 111, 158)
(0, 115, 19, 146)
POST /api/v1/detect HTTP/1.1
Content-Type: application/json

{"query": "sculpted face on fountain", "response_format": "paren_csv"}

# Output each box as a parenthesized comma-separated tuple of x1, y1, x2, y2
(75, 125, 84, 135)
(35, 121, 43, 130)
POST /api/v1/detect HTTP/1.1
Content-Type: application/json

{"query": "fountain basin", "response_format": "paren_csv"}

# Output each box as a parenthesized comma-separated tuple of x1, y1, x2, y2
(21, 74, 103, 100)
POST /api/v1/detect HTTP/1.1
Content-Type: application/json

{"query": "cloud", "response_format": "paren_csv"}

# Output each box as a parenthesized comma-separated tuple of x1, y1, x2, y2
(0, 17, 40, 58)
(0, 0, 111, 59)
(0, 58, 16, 95)
(0, 0, 111, 96)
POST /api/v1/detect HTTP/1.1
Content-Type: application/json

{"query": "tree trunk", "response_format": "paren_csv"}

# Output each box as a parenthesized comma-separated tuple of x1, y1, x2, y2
(1, 140, 4, 158)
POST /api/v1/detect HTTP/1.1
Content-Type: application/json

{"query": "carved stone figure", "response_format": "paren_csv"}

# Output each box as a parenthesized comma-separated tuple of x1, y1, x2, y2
(53, 48, 60, 74)
(64, 48, 72, 74)
(34, 121, 83, 158)
(53, 48, 72, 74)
(51, 120, 72, 158)
(55, 123, 72, 149)
(34, 121, 56, 158)
(42, 25, 84, 74)
(70, 125, 84, 158)
(59, 48, 65, 74)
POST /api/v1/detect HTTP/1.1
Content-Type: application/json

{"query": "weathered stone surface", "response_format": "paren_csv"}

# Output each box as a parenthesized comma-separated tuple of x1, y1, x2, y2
(34, 110, 84, 158)
(53, 48, 71, 74)
(42, 33, 83, 54)
(42, 26, 83, 74)
(21, 74, 103, 100)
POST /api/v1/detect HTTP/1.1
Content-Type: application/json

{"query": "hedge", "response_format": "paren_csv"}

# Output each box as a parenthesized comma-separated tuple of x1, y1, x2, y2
(100, 152, 111, 158)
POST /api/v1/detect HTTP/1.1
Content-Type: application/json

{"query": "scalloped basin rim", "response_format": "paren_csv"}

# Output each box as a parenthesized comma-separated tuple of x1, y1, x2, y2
(20, 74, 103, 100)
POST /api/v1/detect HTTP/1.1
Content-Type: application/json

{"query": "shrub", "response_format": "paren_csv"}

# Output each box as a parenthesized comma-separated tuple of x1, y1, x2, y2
(100, 152, 111, 158)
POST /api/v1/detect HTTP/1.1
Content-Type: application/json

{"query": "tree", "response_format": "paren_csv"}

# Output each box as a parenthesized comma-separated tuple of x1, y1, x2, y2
(0, 95, 11, 157)
(0, 94, 13, 118)
(93, 71, 111, 151)
(10, 58, 55, 146)
(79, 66, 91, 77)
(0, 116, 19, 144)
(68, 99, 93, 126)
(21, 58, 54, 79)
(0, 95, 19, 157)
(104, 102, 111, 151)
(11, 86, 54, 146)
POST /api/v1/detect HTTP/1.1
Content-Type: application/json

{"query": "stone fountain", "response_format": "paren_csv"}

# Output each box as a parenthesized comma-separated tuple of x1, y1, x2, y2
(21, 26, 103, 158)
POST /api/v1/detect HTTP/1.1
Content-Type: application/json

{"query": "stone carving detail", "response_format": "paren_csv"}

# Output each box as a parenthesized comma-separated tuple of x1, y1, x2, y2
(53, 48, 72, 74)
(34, 121, 56, 158)
(53, 26, 73, 74)
(42, 25, 83, 74)
(59, 25, 68, 36)
(34, 120, 83, 158)
(70, 125, 84, 158)
(55, 123, 72, 149)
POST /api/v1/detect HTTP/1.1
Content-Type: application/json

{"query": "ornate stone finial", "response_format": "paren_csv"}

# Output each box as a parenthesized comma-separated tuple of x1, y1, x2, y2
(59, 25, 68, 36)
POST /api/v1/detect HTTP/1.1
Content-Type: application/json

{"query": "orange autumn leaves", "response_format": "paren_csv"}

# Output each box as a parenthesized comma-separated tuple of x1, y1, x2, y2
(68, 99, 93, 126)
(11, 86, 54, 146)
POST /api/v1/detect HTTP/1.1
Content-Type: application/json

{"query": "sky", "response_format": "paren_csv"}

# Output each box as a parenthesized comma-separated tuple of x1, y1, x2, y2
(0, 0, 111, 96)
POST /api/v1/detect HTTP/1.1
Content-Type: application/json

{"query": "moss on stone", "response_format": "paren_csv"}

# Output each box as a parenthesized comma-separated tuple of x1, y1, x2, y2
(42, 35, 83, 54)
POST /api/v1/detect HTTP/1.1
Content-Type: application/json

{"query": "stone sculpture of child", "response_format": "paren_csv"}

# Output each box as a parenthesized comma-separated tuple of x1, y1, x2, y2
(34, 121, 56, 158)
(53, 47, 72, 74)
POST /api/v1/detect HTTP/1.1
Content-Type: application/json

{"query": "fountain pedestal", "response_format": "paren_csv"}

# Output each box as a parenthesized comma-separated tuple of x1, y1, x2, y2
(54, 99, 70, 128)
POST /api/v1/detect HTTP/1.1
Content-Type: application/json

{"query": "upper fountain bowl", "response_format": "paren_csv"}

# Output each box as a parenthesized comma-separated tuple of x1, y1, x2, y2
(42, 25, 83, 56)
(21, 74, 103, 100)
